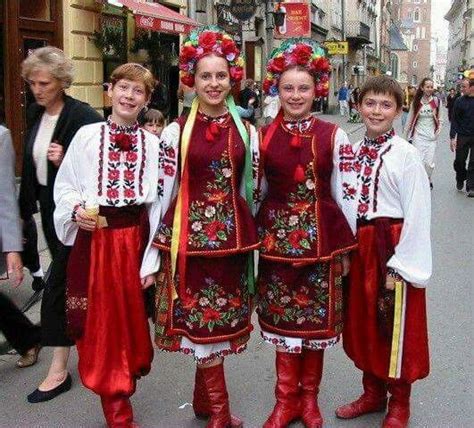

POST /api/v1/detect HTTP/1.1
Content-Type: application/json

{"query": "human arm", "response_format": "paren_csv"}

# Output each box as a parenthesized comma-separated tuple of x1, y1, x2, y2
(386, 149, 432, 287)
(450, 97, 461, 142)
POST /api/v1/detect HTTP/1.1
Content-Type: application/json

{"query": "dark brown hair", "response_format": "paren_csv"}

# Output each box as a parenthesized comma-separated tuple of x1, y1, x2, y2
(139, 108, 165, 126)
(358, 76, 404, 109)
(412, 77, 434, 114)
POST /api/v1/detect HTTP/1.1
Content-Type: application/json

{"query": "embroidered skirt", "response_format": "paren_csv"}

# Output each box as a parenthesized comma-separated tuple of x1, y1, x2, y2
(67, 206, 153, 396)
(256, 257, 344, 340)
(343, 221, 430, 383)
(155, 253, 252, 359)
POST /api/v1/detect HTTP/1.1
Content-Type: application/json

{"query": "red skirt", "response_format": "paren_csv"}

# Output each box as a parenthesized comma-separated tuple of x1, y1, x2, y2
(69, 206, 153, 396)
(343, 221, 429, 383)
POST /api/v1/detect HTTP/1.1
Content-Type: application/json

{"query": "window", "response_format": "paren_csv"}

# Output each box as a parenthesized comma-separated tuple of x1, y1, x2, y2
(414, 8, 420, 22)
(391, 54, 400, 79)
(413, 44, 418, 51)
(421, 27, 426, 39)
(413, 61, 418, 68)
(20, 0, 51, 20)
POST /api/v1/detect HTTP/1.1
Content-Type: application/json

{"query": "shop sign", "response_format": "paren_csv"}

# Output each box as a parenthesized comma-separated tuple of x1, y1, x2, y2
(274, 2, 311, 39)
(229, 0, 257, 22)
(135, 14, 193, 35)
(324, 41, 349, 55)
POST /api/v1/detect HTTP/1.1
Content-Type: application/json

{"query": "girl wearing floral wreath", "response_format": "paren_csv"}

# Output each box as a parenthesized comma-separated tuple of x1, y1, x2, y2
(257, 39, 356, 428)
(53, 64, 160, 427)
(153, 26, 259, 428)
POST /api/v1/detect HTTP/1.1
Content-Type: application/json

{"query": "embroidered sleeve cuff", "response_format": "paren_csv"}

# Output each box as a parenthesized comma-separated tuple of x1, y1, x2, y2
(71, 203, 83, 222)
(387, 267, 403, 281)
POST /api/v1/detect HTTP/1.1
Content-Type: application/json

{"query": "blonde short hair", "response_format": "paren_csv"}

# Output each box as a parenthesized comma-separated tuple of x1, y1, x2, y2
(21, 46, 74, 88)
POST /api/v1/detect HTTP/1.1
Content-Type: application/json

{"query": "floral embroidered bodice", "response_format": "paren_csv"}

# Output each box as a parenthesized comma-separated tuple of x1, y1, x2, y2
(154, 113, 258, 254)
(258, 118, 355, 261)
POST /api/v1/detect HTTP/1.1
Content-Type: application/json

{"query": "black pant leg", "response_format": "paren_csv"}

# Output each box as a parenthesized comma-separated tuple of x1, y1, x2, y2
(466, 137, 474, 191)
(454, 136, 470, 184)
(21, 217, 41, 273)
(0, 292, 41, 355)
(38, 186, 60, 259)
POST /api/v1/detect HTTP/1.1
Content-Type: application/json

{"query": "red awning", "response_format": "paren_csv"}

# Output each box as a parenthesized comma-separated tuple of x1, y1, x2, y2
(118, 0, 199, 35)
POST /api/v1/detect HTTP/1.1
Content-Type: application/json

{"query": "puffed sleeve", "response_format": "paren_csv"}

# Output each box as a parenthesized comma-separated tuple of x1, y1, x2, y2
(140, 134, 161, 278)
(330, 128, 357, 234)
(387, 149, 432, 287)
(254, 127, 268, 214)
(159, 122, 180, 216)
(53, 128, 85, 245)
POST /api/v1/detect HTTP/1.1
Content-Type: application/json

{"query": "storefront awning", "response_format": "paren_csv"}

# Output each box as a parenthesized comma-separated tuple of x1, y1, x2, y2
(118, 0, 199, 35)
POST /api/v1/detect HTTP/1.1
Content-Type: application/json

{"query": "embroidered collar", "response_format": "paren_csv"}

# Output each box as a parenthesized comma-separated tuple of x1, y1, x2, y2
(363, 128, 395, 146)
(197, 110, 230, 126)
(283, 116, 314, 133)
(107, 116, 139, 135)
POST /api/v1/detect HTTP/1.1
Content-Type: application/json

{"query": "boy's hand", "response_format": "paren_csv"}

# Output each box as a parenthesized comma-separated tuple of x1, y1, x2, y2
(341, 253, 351, 276)
(385, 274, 396, 290)
(450, 138, 457, 152)
(141, 274, 156, 290)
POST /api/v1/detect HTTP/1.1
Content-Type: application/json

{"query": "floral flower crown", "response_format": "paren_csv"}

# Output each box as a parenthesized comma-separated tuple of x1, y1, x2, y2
(263, 38, 331, 97)
(179, 25, 245, 88)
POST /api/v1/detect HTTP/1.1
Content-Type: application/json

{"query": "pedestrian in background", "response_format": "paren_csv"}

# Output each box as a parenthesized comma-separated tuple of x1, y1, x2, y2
(334, 76, 431, 428)
(54, 63, 160, 427)
(240, 78, 259, 124)
(154, 26, 259, 428)
(401, 85, 416, 129)
(450, 78, 474, 196)
(404, 77, 440, 188)
(263, 93, 280, 124)
(19, 46, 102, 403)
(338, 82, 349, 116)
(139, 107, 165, 138)
(258, 39, 356, 428)
(177, 81, 196, 117)
(446, 87, 459, 122)
(0, 124, 41, 368)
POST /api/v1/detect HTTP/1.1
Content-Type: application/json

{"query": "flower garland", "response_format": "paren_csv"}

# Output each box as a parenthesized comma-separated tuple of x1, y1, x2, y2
(263, 38, 331, 97)
(179, 25, 245, 87)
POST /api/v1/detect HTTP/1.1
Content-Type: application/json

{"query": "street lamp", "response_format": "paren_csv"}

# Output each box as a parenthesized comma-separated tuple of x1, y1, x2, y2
(266, 1, 286, 30)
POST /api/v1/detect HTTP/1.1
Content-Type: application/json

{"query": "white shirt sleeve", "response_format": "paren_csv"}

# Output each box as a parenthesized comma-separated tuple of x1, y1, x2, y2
(53, 128, 84, 245)
(387, 149, 432, 287)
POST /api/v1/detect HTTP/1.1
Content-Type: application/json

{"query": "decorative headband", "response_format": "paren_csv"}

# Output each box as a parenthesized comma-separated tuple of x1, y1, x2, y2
(179, 25, 245, 87)
(263, 38, 331, 97)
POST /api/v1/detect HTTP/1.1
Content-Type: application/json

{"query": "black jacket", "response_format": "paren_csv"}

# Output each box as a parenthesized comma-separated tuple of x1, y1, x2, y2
(19, 95, 103, 220)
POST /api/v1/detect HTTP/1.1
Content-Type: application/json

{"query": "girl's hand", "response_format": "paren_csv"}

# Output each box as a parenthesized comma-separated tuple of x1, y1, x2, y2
(75, 207, 97, 231)
(341, 253, 351, 276)
(6, 252, 24, 287)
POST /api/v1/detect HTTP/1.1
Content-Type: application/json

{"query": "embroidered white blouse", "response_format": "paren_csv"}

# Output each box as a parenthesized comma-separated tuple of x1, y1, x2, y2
(53, 122, 162, 278)
(332, 133, 432, 287)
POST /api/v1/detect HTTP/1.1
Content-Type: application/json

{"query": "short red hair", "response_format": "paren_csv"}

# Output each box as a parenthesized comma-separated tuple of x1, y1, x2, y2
(110, 63, 155, 96)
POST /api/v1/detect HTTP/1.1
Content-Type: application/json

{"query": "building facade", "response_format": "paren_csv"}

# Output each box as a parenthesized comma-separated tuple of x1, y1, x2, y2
(445, 0, 474, 88)
(392, 0, 432, 88)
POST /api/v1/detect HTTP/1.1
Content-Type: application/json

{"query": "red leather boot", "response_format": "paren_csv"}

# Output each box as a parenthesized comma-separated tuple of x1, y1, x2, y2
(263, 351, 302, 428)
(100, 395, 136, 428)
(382, 382, 411, 428)
(200, 363, 243, 428)
(300, 350, 324, 428)
(335, 372, 387, 419)
(193, 366, 243, 427)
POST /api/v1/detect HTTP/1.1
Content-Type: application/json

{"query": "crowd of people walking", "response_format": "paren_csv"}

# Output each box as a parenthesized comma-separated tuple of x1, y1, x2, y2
(1, 24, 472, 428)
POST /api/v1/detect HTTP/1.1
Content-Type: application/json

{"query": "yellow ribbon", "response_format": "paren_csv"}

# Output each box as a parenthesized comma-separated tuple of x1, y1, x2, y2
(170, 98, 199, 300)
(388, 280, 405, 378)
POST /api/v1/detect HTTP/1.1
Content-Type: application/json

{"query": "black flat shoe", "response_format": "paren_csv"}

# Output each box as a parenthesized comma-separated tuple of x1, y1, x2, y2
(27, 373, 72, 403)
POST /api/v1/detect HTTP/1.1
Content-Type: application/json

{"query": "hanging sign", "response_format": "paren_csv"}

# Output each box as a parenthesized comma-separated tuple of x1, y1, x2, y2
(324, 41, 349, 55)
(229, 0, 257, 22)
(274, 2, 311, 39)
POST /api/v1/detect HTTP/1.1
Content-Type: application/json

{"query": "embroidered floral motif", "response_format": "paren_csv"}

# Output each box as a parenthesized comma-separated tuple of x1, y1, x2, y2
(158, 140, 177, 196)
(260, 331, 339, 353)
(342, 182, 357, 200)
(174, 276, 249, 333)
(260, 164, 317, 256)
(187, 151, 235, 249)
(257, 266, 329, 326)
(282, 116, 314, 133)
(66, 296, 87, 311)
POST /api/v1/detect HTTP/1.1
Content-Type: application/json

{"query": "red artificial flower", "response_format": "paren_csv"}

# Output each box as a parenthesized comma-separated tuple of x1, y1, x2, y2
(311, 57, 331, 73)
(114, 133, 133, 152)
(107, 188, 119, 199)
(126, 152, 138, 162)
(181, 73, 195, 87)
(164, 165, 175, 176)
(288, 230, 309, 249)
(262, 233, 276, 251)
(202, 307, 221, 323)
(221, 38, 236, 56)
(269, 304, 285, 316)
(108, 169, 119, 180)
(205, 221, 226, 241)
(199, 31, 218, 51)
(181, 45, 197, 61)
(124, 170, 134, 181)
(263, 79, 272, 93)
(229, 66, 244, 82)
(293, 44, 312, 65)
(269, 56, 286, 73)
(108, 151, 120, 162)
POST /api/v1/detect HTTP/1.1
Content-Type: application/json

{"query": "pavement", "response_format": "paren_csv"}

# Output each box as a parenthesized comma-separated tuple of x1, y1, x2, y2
(0, 110, 472, 427)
